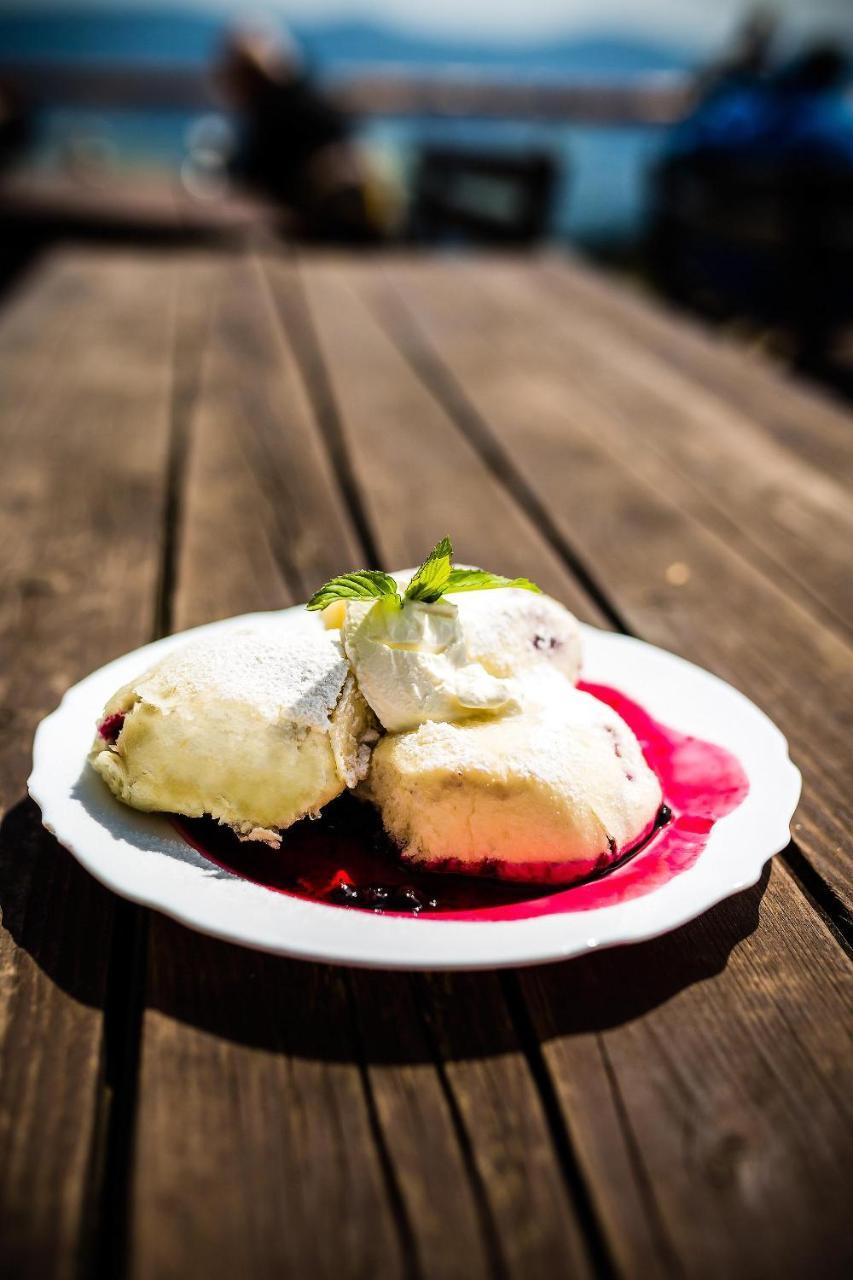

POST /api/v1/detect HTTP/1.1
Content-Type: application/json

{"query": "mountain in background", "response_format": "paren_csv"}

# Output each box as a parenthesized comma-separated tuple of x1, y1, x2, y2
(0, 7, 698, 76)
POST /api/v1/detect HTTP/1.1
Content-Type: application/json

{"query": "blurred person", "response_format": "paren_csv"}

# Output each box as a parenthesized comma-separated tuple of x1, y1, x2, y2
(217, 23, 393, 243)
(696, 5, 777, 93)
(648, 13, 853, 370)
(766, 41, 853, 367)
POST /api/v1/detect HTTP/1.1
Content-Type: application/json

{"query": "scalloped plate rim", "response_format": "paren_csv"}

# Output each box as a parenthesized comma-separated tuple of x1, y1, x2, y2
(28, 610, 801, 970)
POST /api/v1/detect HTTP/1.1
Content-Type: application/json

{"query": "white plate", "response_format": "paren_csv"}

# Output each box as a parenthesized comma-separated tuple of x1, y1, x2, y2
(28, 610, 801, 970)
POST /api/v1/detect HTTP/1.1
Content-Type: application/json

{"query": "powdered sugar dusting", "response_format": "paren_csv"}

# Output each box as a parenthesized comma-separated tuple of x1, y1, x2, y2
(134, 625, 349, 730)
(387, 680, 633, 787)
(386, 571, 581, 677)
(454, 589, 583, 681)
(368, 667, 663, 869)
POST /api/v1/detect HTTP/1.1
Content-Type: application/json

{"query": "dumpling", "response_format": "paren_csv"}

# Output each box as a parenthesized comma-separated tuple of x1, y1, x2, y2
(89, 624, 378, 846)
(365, 673, 662, 883)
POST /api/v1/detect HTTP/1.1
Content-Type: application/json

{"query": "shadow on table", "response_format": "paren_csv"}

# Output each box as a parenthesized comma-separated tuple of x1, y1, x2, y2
(2, 795, 771, 1062)
(0, 797, 117, 1009)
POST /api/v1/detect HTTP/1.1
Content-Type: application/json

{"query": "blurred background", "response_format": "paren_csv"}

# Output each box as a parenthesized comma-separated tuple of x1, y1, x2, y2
(0, 0, 851, 389)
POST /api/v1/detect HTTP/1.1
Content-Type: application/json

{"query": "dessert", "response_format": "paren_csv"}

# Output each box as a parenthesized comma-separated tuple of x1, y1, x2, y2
(90, 625, 377, 846)
(90, 536, 664, 889)
(365, 670, 662, 881)
(445, 587, 582, 683)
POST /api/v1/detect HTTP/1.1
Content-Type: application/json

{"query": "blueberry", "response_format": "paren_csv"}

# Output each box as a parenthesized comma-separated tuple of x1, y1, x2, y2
(331, 882, 360, 906)
(396, 886, 439, 912)
(396, 885, 425, 912)
(362, 884, 390, 909)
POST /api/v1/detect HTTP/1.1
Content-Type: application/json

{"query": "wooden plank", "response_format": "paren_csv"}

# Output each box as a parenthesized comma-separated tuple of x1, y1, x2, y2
(543, 252, 853, 486)
(132, 254, 531, 1280)
(290, 259, 597, 616)
(483, 257, 853, 635)
(135, 924, 412, 1280)
(297, 255, 853, 1279)
(131, 254, 406, 1280)
(0, 249, 176, 1278)
(296, 256, 634, 1277)
(380, 257, 853, 914)
(525, 866, 853, 1280)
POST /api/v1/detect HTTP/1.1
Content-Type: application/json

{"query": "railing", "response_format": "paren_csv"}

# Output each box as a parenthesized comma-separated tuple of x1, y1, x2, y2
(0, 62, 696, 125)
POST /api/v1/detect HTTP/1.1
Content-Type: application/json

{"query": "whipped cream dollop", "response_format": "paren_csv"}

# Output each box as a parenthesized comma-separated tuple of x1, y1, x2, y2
(341, 596, 518, 732)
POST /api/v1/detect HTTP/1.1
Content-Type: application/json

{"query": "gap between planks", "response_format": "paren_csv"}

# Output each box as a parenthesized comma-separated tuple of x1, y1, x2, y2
(130, 254, 421, 1280)
(0, 248, 185, 1280)
(345, 263, 851, 955)
(285, 254, 853, 1278)
(262, 252, 620, 1277)
(89, 263, 216, 1280)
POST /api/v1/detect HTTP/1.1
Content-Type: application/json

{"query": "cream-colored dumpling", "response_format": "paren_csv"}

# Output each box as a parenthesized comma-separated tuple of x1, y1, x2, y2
(90, 624, 378, 846)
(365, 672, 661, 881)
(451, 588, 582, 682)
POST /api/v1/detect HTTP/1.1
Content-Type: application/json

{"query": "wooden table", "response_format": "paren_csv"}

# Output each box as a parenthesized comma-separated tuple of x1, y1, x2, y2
(1, 244, 850, 1280)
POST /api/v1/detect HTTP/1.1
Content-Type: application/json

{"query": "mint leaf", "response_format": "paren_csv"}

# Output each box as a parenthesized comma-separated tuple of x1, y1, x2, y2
(404, 536, 454, 603)
(444, 568, 541, 595)
(307, 539, 542, 612)
(307, 571, 401, 611)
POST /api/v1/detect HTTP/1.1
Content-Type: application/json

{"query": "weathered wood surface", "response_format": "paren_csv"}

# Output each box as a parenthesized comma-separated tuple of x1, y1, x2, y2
(0, 244, 850, 1280)
(132, 255, 592, 1280)
(293, 256, 853, 1278)
(375, 255, 853, 916)
(0, 251, 176, 1278)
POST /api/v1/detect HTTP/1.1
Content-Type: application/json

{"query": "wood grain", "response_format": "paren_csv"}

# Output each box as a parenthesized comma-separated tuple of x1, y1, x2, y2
(130, 254, 407, 1280)
(4, 243, 850, 1280)
(0, 249, 176, 1278)
(525, 865, 853, 1280)
(543, 251, 853, 487)
(298, 255, 853, 1279)
(294, 259, 595, 617)
(295, 257, 624, 1276)
(131, 254, 587, 1280)
(378, 256, 853, 915)
(484, 258, 853, 636)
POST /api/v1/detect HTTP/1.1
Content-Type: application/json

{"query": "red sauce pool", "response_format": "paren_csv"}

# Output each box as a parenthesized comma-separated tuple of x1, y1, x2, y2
(174, 682, 749, 922)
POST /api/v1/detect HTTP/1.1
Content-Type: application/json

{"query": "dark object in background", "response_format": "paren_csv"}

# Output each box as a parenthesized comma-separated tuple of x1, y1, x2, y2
(694, 5, 776, 93)
(410, 148, 558, 245)
(0, 78, 35, 293)
(647, 41, 853, 370)
(219, 28, 386, 243)
(0, 79, 31, 169)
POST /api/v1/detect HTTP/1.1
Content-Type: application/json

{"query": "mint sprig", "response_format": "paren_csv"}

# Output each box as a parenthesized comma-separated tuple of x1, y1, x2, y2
(403, 536, 453, 603)
(444, 568, 541, 595)
(306, 537, 540, 612)
(307, 570, 400, 612)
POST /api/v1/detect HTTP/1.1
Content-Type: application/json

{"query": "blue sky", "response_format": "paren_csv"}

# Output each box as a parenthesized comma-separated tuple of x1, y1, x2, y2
(2, 1, 850, 53)
(3, 1, 845, 41)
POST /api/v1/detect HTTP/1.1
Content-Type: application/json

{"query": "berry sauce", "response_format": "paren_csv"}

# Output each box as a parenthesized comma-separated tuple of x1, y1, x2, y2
(173, 682, 749, 922)
(98, 712, 125, 743)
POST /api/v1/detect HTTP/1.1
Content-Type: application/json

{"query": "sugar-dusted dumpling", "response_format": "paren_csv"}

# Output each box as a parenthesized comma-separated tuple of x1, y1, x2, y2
(89, 623, 378, 846)
(365, 672, 661, 883)
(450, 587, 583, 683)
